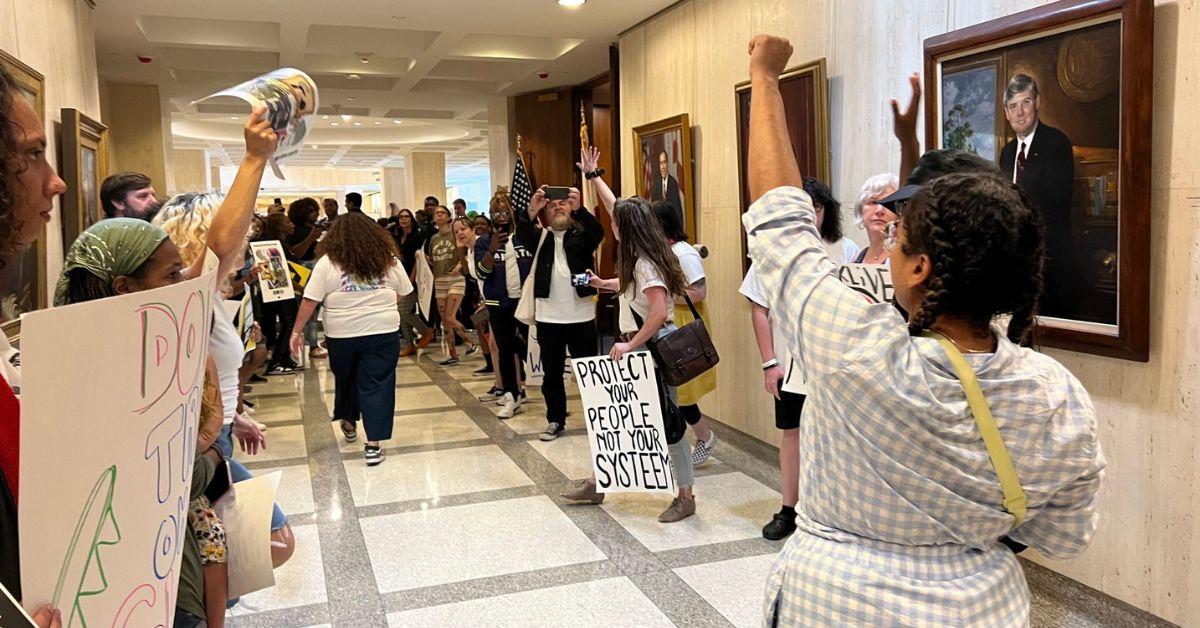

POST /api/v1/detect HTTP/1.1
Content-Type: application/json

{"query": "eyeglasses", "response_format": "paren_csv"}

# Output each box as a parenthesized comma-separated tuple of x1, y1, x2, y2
(883, 220, 900, 251)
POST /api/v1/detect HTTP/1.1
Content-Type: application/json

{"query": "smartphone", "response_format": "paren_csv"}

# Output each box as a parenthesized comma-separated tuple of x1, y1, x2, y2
(545, 186, 571, 200)
(571, 272, 591, 287)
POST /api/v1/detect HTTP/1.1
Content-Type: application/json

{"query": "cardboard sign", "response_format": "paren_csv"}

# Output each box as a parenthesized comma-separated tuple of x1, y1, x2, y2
(224, 293, 256, 352)
(250, 240, 295, 303)
(287, 261, 311, 289)
(19, 271, 217, 628)
(573, 352, 675, 494)
(414, 249, 434, 321)
(213, 471, 281, 598)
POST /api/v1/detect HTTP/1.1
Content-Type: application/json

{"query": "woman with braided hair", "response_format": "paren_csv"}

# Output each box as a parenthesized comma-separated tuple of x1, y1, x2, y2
(745, 36, 1104, 625)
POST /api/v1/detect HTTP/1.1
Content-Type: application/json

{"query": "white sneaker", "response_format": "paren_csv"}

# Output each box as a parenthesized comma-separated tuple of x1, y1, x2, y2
(497, 393, 523, 419)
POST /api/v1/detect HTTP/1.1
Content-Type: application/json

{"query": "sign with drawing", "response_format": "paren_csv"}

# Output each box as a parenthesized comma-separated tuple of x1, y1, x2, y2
(18, 271, 217, 627)
(250, 240, 295, 303)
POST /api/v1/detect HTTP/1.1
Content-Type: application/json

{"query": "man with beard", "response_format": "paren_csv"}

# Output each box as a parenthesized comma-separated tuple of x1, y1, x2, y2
(100, 172, 161, 220)
(521, 185, 604, 441)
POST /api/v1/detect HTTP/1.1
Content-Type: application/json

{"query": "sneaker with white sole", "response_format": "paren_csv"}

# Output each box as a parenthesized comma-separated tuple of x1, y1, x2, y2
(497, 393, 523, 419)
(478, 387, 505, 403)
(364, 444, 384, 466)
(691, 434, 718, 465)
(339, 420, 357, 443)
(539, 422, 565, 441)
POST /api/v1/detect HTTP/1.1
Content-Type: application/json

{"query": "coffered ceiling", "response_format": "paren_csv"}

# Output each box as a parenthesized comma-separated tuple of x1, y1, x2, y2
(92, 0, 675, 179)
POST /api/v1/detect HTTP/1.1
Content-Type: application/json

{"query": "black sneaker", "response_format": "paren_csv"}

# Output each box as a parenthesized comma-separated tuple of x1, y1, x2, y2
(438, 357, 459, 366)
(473, 366, 494, 377)
(478, 387, 505, 402)
(364, 444, 384, 466)
(762, 511, 797, 541)
(249, 374, 268, 383)
(339, 420, 358, 443)
(538, 422, 565, 441)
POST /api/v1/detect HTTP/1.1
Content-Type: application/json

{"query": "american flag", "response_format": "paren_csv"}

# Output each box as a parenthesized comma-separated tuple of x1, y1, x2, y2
(510, 151, 534, 218)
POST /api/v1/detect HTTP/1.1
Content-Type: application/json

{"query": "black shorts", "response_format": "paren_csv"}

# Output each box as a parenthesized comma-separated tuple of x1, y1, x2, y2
(774, 390, 806, 430)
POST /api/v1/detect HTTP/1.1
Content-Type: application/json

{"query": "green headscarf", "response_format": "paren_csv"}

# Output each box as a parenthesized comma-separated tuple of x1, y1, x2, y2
(54, 218, 170, 306)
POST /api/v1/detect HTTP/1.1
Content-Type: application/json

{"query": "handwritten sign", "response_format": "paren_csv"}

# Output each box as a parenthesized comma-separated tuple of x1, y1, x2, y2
(251, 240, 295, 303)
(524, 325, 571, 388)
(572, 352, 675, 494)
(19, 271, 217, 627)
(781, 264, 893, 395)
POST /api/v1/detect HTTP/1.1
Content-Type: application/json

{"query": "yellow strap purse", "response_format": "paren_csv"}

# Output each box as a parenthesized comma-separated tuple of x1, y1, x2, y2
(924, 331, 1028, 528)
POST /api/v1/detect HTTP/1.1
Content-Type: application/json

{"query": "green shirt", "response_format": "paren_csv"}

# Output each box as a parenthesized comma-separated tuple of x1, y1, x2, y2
(177, 454, 217, 621)
(428, 231, 460, 278)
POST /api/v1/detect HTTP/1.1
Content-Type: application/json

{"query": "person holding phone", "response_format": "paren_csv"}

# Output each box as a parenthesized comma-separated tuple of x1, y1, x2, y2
(427, 205, 477, 365)
(521, 183, 604, 441)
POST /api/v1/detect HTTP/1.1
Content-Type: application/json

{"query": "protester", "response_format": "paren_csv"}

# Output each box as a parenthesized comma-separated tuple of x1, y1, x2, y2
(453, 197, 468, 219)
(291, 213, 412, 466)
(743, 35, 1103, 624)
(475, 191, 533, 417)
(320, 197, 339, 224)
(524, 184, 604, 441)
(428, 205, 477, 365)
(256, 213, 302, 374)
(563, 196, 697, 523)
(285, 197, 327, 359)
(851, 172, 899, 264)
(0, 64, 68, 627)
(456, 216, 500, 382)
(345, 191, 363, 213)
(392, 208, 434, 357)
(100, 171, 160, 220)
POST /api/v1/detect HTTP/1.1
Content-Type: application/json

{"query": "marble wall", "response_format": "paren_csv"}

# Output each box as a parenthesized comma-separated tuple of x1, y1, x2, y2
(619, 0, 1198, 624)
(0, 0, 101, 302)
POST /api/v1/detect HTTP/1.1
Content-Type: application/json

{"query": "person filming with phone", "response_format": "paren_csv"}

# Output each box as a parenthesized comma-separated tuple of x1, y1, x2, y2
(520, 184, 604, 442)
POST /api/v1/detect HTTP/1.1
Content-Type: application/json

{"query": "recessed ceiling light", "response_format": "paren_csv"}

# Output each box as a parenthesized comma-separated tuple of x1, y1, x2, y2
(393, 119, 402, 124)
(346, 96, 356, 101)
(228, 115, 238, 119)
(348, 74, 361, 80)
(373, 121, 382, 125)
(558, 0, 585, 6)
(331, 122, 340, 126)
(321, 114, 329, 120)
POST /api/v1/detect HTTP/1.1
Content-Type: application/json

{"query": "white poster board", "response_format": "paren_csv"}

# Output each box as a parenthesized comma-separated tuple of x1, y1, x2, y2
(414, 250, 434, 321)
(251, 240, 295, 303)
(19, 271, 217, 627)
(572, 352, 675, 494)
(524, 325, 571, 388)
(781, 264, 893, 395)
(213, 471, 281, 598)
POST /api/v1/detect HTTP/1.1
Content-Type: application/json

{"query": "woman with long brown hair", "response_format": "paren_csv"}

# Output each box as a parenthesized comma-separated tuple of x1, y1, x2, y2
(426, 205, 476, 365)
(291, 213, 412, 465)
(392, 207, 433, 357)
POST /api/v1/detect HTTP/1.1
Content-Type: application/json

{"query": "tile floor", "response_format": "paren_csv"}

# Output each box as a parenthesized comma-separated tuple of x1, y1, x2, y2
(226, 343, 1168, 627)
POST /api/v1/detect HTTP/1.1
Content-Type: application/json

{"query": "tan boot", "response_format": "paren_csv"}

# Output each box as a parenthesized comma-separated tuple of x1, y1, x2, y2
(400, 345, 416, 358)
(417, 328, 435, 348)
(561, 479, 604, 504)
(658, 495, 696, 523)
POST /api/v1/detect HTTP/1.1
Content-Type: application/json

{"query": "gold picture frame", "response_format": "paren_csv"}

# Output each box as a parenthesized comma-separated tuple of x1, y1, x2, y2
(631, 114, 696, 241)
(61, 108, 109, 249)
(0, 48, 48, 342)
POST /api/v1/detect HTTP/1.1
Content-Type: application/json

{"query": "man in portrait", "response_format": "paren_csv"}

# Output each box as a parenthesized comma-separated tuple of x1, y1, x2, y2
(998, 73, 1075, 315)
(649, 150, 685, 225)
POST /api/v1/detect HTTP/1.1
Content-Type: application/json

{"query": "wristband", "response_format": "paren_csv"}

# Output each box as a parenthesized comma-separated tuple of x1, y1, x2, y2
(762, 359, 779, 370)
(584, 168, 606, 180)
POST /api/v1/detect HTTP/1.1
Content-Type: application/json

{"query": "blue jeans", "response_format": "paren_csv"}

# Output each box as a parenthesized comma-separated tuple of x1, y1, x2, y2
(216, 425, 288, 531)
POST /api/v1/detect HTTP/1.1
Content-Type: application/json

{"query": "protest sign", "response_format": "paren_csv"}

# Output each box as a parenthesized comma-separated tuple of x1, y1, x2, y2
(223, 293, 256, 352)
(524, 326, 571, 388)
(251, 240, 295, 303)
(780, 263, 894, 395)
(414, 250, 434, 321)
(573, 352, 675, 494)
(287, 261, 311, 290)
(213, 471, 281, 598)
(19, 271, 217, 628)
(194, 68, 318, 178)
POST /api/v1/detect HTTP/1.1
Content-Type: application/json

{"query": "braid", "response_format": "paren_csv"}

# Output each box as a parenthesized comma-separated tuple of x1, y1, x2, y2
(906, 190, 953, 336)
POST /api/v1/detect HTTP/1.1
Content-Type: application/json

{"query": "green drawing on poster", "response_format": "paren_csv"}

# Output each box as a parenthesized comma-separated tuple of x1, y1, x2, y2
(51, 465, 121, 627)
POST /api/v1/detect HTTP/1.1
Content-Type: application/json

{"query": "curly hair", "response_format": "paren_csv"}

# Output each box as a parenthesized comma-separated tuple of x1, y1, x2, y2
(287, 197, 320, 226)
(317, 212, 397, 282)
(0, 66, 23, 267)
(153, 192, 223, 267)
(900, 173, 1044, 344)
(614, 197, 687, 298)
(263, 213, 292, 243)
(802, 177, 843, 243)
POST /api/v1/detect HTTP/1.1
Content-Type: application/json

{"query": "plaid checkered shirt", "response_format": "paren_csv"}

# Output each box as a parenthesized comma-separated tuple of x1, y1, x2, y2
(743, 186, 1105, 626)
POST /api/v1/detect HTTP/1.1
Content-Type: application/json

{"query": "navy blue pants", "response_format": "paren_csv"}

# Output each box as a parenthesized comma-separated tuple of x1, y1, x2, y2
(327, 331, 400, 442)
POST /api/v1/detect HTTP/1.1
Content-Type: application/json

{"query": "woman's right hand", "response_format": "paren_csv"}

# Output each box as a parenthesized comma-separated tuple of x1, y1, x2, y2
(763, 365, 784, 400)
(244, 105, 279, 160)
(891, 73, 921, 143)
(31, 605, 62, 628)
(577, 145, 600, 174)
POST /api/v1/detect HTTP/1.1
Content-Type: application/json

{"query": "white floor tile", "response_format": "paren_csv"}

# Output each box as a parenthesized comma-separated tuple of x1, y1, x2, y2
(246, 402, 303, 424)
(600, 472, 780, 552)
(234, 424, 308, 463)
(385, 577, 673, 627)
(342, 444, 533, 506)
(527, 434, 595, 480)
(230, 524, 325, 614)
(675, 554, 775, 628)
(360, 495, 606, 592)
(329, 409, 487, 453)
(495, 398, 586, 434)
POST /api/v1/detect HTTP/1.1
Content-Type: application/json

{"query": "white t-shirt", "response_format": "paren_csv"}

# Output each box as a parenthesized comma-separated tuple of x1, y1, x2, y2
(304, 256, 413, 338)
(740, 264, 803, 392)
(826, 238, 861, 265)
(535, 230, 594, 324)
(620, 242, 705, 334)
(504, 240, 522, 299)
(210, 304, 244, 426)
(624, 258, 669, 321)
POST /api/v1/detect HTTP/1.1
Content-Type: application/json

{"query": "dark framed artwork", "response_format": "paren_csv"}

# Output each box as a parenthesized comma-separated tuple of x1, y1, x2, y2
(0, 48, 48, 341)
(735, 58, 831, 273)
(925, 0, 1153, 361)
(632, 114, 696, 241)
(61, 108, 109, 249)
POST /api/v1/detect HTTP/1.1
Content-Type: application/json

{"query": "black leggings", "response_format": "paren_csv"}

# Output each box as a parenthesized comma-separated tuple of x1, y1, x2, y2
(487, 304, 527, 398)
(680, 404, 702, 426)
(261, 297, 298, 368)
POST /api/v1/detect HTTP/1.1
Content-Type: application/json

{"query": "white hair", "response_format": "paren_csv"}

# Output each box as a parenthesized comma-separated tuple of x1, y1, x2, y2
(853, 173, 899, 226)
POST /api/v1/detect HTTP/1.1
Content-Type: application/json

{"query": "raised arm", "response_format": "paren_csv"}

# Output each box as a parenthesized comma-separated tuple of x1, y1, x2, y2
(577, 146, 615, 215)
(892, 73, 922, 183)
(185, 106, 277, 281)
(526, 186, 548, 222)
(747, 36, 803, 201)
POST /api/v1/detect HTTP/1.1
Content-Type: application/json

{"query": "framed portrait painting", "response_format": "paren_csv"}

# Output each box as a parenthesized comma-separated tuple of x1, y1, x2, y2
(735, 59, 831, 273)
(632, 115, 695, 241)
(925, 0, 1152, 361)
(61, 108, 109, 248)
(0, 48, 48, 341)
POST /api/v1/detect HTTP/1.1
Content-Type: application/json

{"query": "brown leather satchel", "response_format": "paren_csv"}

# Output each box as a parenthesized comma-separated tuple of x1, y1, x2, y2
(642, 294, 719, 387)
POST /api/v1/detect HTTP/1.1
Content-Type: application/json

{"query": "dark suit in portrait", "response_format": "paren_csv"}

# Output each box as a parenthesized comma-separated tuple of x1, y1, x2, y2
(650, 174, 685, 226)
(1000, 122, 1075, 317)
